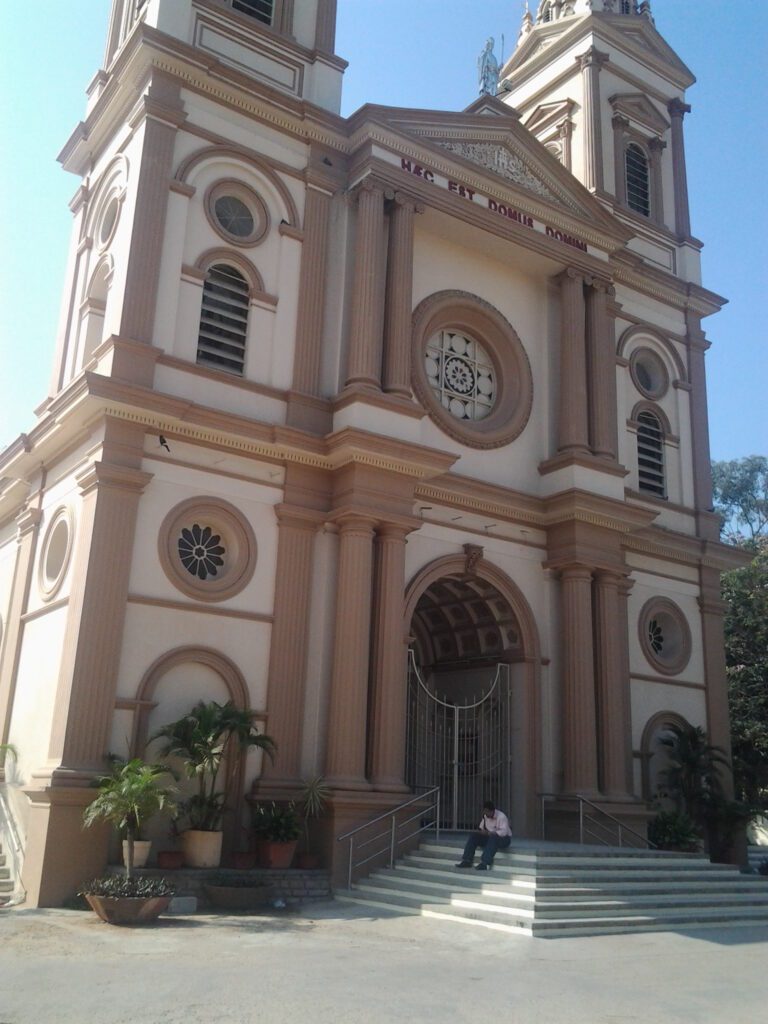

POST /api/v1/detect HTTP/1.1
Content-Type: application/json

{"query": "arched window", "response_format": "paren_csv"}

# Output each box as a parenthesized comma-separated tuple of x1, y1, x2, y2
(625, 142, 650, 217)
(541, 3, 552, 23)
(197, 264, 250, 375)
(637, 410, 666, 497)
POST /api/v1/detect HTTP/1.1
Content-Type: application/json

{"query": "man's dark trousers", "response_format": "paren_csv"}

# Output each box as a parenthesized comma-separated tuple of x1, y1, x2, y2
(462, 831, 511, 867)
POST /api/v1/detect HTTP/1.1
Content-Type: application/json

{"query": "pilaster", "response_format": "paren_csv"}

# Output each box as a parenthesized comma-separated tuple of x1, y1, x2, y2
(686, 313, 717, 538)
(668, 98, 692, 238)
(344, 183, 387, 391)
(556, 268, 589, 455)
(369, 523, 413, 791)
(585, 277, 618, 461)
(324, 514, 377, 789)
(594, 570, 634, 799)
(578, 47, 609, 192)
(118, 74, 184, 345)
(648, 137, 666, 228)
(382, 194, 421, 398)
(261, 506, 322, 786)
(699, 569, 734, 798)
(559, 565, 599, 796)
(41, 453, 152, 786)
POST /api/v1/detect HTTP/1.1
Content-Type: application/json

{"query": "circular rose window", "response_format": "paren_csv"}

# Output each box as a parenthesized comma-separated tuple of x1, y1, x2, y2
(159, 498, 257, 601)
(38, 507, 74, 601)
(206, 180, 269, 247)
(630, 348, 669, 400)
(639, 597, 691, 676)
(425, 330, 496, 422)
(412, 291, 533, 449)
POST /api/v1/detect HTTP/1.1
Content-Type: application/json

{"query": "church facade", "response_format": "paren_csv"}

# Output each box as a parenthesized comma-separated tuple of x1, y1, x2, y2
(0, 0, 744, 905)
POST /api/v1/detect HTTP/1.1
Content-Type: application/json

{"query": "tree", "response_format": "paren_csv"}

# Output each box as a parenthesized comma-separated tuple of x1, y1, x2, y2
(712, 455, 768, 544)
(712, 456, 768, 808)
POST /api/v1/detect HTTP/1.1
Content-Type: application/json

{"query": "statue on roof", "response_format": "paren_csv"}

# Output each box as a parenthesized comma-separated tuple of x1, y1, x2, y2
(478, 37, 500, 96)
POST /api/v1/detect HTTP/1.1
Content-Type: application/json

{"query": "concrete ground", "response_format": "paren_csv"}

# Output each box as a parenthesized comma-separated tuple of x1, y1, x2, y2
(1, 901, 767, 1024)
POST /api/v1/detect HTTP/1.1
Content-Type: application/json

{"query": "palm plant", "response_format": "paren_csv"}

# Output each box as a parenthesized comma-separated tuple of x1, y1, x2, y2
(659, 724, 730, 823)
(0, 742, 17, 769)
(152, 700, 276, 833)
(82, 758, 176, 878)
(300, 776, 330, 851)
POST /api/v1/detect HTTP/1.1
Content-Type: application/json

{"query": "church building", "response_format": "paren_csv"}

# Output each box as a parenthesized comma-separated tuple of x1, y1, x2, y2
(0, 0, 745, 905)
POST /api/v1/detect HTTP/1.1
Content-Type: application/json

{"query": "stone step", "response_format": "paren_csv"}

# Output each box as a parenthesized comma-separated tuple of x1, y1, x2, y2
(0, 880, 14, 893)
(368, 870, 768, 909)
(414, 845, 733, 871)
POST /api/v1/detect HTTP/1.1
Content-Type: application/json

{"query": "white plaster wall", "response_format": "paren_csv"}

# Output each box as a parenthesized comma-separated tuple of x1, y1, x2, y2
(409, 228, 551, 493)
(628, 572, 704, 684)
(630, 679, 706, 749)
(24, 473, 82, 618)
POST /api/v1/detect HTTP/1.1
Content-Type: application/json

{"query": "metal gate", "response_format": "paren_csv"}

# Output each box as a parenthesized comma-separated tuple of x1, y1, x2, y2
(405, 649, 513, 830)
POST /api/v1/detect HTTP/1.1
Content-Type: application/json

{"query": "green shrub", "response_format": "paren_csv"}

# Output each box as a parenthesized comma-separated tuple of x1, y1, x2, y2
(79, 875, 175, 898)
(648, 810, 701, 852)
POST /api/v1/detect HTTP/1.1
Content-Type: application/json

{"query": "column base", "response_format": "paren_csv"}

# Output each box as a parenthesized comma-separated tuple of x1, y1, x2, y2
(22, 786, 110, 907)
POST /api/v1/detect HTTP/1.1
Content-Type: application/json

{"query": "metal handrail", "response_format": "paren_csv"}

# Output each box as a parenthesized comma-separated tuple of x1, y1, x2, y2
(336, 786, 440, 889)
(539, 792, 655, 850)
(0, 783, 26, 905)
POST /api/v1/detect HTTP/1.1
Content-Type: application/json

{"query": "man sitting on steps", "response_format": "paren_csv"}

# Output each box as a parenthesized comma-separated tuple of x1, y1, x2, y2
(456, 800, 512, 871)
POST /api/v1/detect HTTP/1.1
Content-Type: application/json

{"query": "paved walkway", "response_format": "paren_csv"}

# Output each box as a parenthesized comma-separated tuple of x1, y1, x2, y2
(2, 901, 767, 1023)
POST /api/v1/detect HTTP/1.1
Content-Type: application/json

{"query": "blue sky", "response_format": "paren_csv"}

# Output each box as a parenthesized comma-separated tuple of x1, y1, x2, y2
(1, 1, 765, 460)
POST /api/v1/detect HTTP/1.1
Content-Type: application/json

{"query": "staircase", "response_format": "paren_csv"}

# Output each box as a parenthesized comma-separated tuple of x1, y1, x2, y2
(336, 835, 768, 937)
(0, 841, 14, 907)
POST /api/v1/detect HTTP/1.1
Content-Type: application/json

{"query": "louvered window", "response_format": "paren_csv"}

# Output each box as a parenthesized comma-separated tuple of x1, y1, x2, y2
(231, 0, 274, 24)
(625, 143, 650, 217)
(637, 410, 666, 498)
(197, 264, 250, 376)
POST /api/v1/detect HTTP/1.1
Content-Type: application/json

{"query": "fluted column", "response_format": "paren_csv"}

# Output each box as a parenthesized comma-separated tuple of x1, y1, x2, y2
(0, 507, 43, 762)
(325, 515, 376, 788)
(44, 460, 153, 783)
(345, 183, 387, 390)
(594, 570, 633, 799)
(578, 47, 609, 191)
(668, 98, 692, 238)
(611, 114, 629, 205)
(382, 194, 420, 397)
(586, 277, 618, 460)
(560, 566, 599, 796)
(369, 524, 412, 791)
(291, 185, 332, 397)
(118, 74, 184, 344)
(262, 507, 321, 785)
(648, 137, 666, 227)
(559, 119, 574, 172)
(557, 269, 590, 455)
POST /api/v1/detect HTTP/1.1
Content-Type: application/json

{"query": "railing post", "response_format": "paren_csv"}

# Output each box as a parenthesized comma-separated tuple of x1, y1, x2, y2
(348, 837, 353, 890)
(436, 788, 441, 842)
(540, 795, 546, 840)
(579, 798, 584, 844)
(390, 815, 396, 869)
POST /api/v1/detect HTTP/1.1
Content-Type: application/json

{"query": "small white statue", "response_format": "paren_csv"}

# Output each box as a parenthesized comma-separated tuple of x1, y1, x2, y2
(478, 37, 500, 96)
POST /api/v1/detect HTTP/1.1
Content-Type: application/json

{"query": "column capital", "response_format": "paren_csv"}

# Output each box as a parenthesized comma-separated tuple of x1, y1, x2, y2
(648, 136, 666, 156)
(556, 266, 584, 285)
(611, 113, 630, 131)
(558, 564, 594, 583)
(577, 46, 609, 72)
(15, 506, 43, 538)
(274, 504, 325, 532)
(350, 177, 393, 203)
(594, 567, 629, 587)
(668, 98, 692, 119)
(376, 520, 418, 541)
(390, 191, 425, 215)
(331, 511, 379, 535)
(75, 462, 153, 498)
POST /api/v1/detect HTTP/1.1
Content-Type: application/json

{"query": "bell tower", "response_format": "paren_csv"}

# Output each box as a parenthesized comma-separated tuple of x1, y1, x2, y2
(501, 1, 699, 280)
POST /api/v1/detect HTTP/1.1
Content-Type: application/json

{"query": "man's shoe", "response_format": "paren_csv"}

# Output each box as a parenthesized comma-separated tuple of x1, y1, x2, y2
(475, 863, 489, 871)
(455, 861, 472, 868)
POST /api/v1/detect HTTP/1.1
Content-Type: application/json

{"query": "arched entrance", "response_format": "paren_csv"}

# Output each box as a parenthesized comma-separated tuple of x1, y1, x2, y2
(403, 556, 541, 835)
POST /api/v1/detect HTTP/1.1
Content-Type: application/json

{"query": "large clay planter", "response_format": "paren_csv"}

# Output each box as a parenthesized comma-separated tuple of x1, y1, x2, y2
(182, 829, 223, 868)
(85, 894, 171, 925)
(122, 840, 151, 869)
(259, 840, 297, 869)
(204, 882, 276, 911)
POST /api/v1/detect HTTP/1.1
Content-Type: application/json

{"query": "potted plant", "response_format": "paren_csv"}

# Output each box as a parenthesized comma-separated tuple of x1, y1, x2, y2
(295, 776, 330, 869)
(251, 801, 301, 868)
(153, 700, 275, 868)
(81, 757, 177, 925)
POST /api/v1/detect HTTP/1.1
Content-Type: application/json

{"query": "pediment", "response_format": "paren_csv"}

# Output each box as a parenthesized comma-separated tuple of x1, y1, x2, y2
(524, 99, 576, 137)
(609, 92, 669, 135)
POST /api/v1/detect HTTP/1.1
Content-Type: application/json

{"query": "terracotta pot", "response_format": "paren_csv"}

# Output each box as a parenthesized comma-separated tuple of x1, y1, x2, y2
(231, 851, 257, 870)
(182, 829, 223, 868)
(260, 840, 297, 869)
(122, 840, 151, 869)
(157, 850, 184, 870)
(294, 852, 320, 870)
(204, 882, 276, 911)
(85, 894, 171, 925)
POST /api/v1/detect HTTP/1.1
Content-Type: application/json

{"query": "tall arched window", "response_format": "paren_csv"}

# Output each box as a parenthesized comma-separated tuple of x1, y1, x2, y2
(197, 264, 250, 375)
(637, 410, 666, 497)
(625, 142, 650, 217)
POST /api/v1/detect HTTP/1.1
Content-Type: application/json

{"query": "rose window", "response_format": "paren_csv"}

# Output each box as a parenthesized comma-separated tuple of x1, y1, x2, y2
(648, 618, 664, 654)
(425, 330, 496, 421)
(178, 524, 226, 580)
